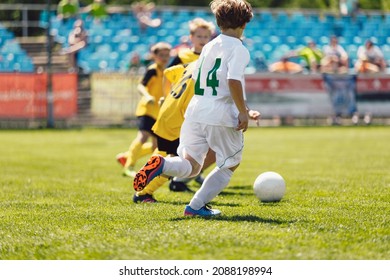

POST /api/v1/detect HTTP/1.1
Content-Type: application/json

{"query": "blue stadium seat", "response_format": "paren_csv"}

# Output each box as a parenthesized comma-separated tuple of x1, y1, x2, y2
(304, 13, 318, 24)
(285, 36, 297, 47)
(17, 57, 34, 72)
(346, 44, 358, 57)
(193, 9, 210, 19)
(261, 43, 273, 60)
(356, 13, 367, 24)
(1, 41, 23, 54)
(367, 14, 383, 25)
(96, 43, 112, 55)
(0, 25, 35, 73)
(275, 11, 289, 23)
(160, 9, 175, 21)
(290, 11, 306, 24)
(323, 13, 335, 24)
(258, 11, 273, 23)
(381, 45, 390, 63)
(0, 29, 15, 42)
(352, 36, 363, 45)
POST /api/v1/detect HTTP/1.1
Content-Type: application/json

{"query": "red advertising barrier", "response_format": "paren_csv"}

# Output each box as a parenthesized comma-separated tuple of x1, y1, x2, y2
(245, 74, 390, 94)
(0, 73, 77, 119)
(356, 75, 390, 93)
(246, 74, 325, 93)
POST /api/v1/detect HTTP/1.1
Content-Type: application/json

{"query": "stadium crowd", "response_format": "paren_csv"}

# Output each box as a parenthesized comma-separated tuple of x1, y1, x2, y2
(268, 35, 386, 74)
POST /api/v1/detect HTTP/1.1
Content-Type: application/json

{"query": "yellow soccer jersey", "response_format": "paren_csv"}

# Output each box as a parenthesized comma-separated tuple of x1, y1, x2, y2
(164, 63, 187, 85)
(169, 48, 200, 67)
(135, 63, 165, 119)
(152, 62, 196, 141)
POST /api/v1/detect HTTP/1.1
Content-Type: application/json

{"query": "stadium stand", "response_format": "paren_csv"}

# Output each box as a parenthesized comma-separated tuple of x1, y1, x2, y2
(36, 9, 390, 74)
(0, 24, 34, 72)
(2, 7, 390, 74)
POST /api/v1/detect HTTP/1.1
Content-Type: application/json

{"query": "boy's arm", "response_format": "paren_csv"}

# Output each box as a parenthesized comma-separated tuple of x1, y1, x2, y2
(137, 84, 155, 104)
(228, 79, 249, 132)
(137, 68, 158, 104)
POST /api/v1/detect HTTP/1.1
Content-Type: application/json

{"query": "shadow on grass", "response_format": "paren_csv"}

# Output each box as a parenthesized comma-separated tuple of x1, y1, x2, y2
(228, 185, 252, 191)
(171, 215, 295, 224)
(155, 199, 288, 207)
(257, 200, 288, 206)
(158, 200, 242, 207)
(217, 185, 254, 197)
(219, 190, 253, 197)
(170, 185, 253, 197)
(219, 215, 294, 224)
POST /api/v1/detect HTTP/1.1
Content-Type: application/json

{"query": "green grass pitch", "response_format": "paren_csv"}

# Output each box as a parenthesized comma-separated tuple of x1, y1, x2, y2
(0, 126, 389, 260)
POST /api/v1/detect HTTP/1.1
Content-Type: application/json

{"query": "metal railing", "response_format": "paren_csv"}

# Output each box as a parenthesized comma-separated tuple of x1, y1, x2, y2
(0, 4, 54, 37)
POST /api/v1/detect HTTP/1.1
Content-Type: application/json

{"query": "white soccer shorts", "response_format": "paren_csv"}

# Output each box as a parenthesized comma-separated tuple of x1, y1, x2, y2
(177, 119, 244, 169)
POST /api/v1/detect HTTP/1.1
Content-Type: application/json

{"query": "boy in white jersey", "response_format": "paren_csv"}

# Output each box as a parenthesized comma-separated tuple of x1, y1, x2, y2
(133, 0, 260, 217)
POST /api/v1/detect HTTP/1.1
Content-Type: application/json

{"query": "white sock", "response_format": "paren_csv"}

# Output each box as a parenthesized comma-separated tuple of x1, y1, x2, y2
(173, 171, 203, 183)
(162, 157, 192, 178)
(189, 167, 233, 210)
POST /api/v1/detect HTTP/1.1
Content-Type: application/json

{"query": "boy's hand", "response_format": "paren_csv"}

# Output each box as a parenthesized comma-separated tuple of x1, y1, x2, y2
(158, 97, 165, 107)
(236, 112, 249, 132)
(248, 110, 261, 126)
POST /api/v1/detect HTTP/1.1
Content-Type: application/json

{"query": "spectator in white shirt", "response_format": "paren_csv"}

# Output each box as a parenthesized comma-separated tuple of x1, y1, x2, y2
(321, 35, 349, 74)
(355, 39, 387, 73)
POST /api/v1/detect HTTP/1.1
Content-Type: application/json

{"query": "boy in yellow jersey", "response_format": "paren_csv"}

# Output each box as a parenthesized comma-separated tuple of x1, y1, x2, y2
(169, 17, 215, 67)
(133, 61, 216, 202)
(116, 42, 171, 177)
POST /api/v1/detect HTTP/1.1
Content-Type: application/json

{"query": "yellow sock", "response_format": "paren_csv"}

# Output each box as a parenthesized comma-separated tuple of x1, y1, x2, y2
(139, 142, 153, 158)
(125, 139, 142, 168)
(137, 176, 169, 195)
(156, 149, 167, 157)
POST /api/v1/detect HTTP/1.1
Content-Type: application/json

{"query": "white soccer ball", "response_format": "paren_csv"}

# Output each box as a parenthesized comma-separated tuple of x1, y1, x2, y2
(253, 171, 286, 202)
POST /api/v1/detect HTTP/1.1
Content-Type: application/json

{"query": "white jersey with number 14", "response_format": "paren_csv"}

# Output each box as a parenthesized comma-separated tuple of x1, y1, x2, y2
(185, 34, 250, 127)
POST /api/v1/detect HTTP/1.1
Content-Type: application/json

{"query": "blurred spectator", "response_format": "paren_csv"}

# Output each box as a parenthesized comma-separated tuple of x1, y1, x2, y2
(323, 74, 358, 125)
(268, 57, 303, 74)
(269, 40, 323, 74)
(340, 0, 359, 16)
(127, 52, 146, 75)
(131, 1, 161, 32)
(354, 39, 387, 74)
(299, 41, 324, 73)
(65, 19, 88, 72)
(128, 52, 141, 70)
(253, 56, 268, 72)
(57, 0, 80, 21)
(320, 35, 349, 74)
